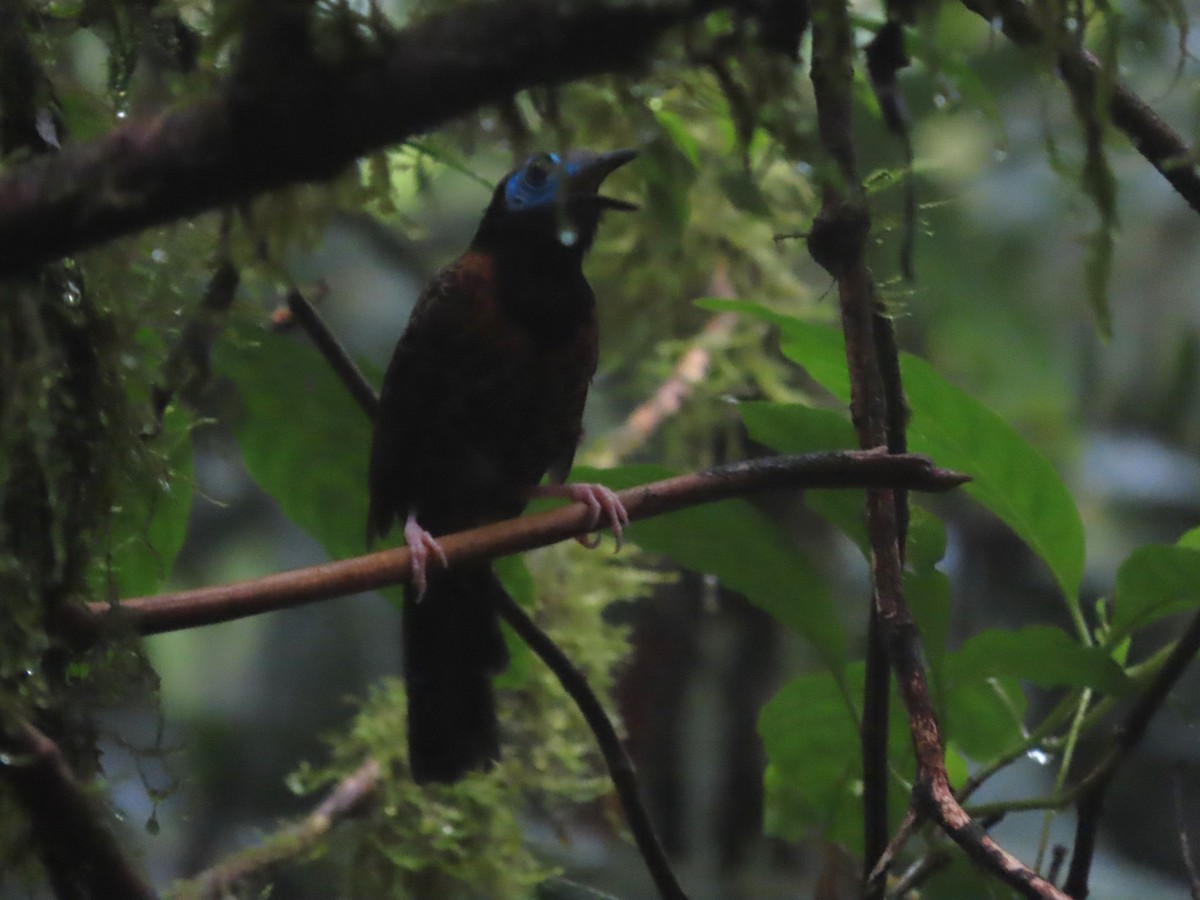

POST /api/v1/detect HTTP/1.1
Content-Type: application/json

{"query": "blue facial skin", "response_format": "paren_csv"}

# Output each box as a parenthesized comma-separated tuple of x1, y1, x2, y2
(504, 153, 563, 211)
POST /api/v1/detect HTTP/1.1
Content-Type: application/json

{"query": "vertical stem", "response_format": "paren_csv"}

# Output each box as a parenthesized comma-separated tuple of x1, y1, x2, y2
(807, 1, 1065, 896)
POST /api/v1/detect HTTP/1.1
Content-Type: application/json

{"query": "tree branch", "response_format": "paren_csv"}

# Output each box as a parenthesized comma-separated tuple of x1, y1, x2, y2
(1063, 608, 1200, 897)
(178, 759, 381, 899)
(0, 0, 720, 278)
(68, 451, 967, 642)
(808, 0, 1064, 896)
(0, 719, 158, 900)
(960, 0, 1200, 216)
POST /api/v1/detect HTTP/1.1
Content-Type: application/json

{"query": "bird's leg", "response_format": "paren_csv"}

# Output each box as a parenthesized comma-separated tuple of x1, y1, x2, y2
(528, 483, 629, 552)
(404, 510, 449, 600)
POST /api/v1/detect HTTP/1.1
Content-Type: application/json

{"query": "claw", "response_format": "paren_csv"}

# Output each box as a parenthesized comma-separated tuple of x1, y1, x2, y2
(530, 483, 629, 552)
(404, 511, 448, 600)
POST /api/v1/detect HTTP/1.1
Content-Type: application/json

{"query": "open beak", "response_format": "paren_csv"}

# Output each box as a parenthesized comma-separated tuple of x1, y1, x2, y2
(564, 148, 639, 211)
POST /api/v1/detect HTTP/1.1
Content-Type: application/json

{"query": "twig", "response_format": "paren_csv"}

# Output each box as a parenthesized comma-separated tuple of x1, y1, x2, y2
(179, 759, 381, 899)
(493, 592, 686, 899)
(1063, 608, 1200, 897)
(69, 451, 967, 642)
(150, 253, 240, 425)
(0, 719, 158, 900)
(279, 286, 379, 419)
(595, 309, 739, 467)
(0, 0, 722, 278)
(1173, 767, 1200, 900)
(807, 1, 1064, 896)
(959, 0, 1200, 216)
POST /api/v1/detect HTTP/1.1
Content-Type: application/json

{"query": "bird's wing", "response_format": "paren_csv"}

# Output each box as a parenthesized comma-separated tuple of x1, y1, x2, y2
(367, 253, 520, 543)
(367, 261, 473, 543)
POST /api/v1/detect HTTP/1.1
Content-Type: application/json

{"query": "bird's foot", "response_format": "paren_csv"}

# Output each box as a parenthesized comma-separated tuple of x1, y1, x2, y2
(404, 512, 448, 600)
(530, 483, 629, 552)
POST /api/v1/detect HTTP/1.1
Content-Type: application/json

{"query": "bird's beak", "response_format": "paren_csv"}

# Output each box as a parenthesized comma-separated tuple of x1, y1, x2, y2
(565, 148, 639, 211)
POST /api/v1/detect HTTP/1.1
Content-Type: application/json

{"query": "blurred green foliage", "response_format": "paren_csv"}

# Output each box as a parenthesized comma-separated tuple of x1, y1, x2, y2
(2, 0, 1200, 897)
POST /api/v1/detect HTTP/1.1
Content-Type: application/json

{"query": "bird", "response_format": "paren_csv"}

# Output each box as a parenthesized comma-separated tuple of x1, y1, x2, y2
(367, 149, 637, 784)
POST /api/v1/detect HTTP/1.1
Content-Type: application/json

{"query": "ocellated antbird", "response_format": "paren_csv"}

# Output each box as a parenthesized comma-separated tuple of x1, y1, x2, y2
(367, 149, 637, 784)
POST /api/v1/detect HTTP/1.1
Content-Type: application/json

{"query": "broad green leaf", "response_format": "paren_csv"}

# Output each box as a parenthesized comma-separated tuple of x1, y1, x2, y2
(1178, 527, 1200, 550)
(739, 401, 867, 550)
(906, 569, 951, 678)
(946, 625, 1130, 696)
(102, 404, 195, 598)
(573, 464, 846, 670)
(760, 664, 910, 849)
(699, 300, 1086, 610)
(760, 671, 859, 842)
(215, 329, 374, 564)
(906, 505, 948, 573)
(739, 401, 950, 570)
(944, 676, 1027, 763)
(1111, 545, 1200, 639)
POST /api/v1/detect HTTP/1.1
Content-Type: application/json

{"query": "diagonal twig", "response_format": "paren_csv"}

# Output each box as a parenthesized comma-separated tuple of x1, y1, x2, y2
(1063, 608, 1200, 897)
(180, 759, 381, 900)
(0, 719, 158, 900)
(960, 0, 1200, 216)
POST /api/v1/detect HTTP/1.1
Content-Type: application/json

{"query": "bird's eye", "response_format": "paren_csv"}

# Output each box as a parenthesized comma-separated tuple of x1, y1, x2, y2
(524, 155, 554, 187)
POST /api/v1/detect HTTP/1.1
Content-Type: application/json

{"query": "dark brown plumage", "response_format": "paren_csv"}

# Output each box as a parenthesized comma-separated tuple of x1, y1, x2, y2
(368, 150, 636, 783)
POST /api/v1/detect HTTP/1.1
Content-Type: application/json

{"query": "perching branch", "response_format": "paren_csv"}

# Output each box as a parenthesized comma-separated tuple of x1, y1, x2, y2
(71, 451, 967, 642)
(0, 719, 158, 900)
(0, 0, 719, 279)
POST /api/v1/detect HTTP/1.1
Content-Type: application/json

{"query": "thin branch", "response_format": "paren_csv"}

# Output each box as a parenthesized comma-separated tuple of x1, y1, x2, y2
(493, 591, 686, 900)
(1173, 768, 1200, 900)
(279, 286, 379, 419)
(1063, 607, 1200, 897)
(67, 451, 967, 642)
(179, 759, 381, 899)
(0, 719, 158, 900)
(0, 0, 721, 278)
(960, 0, 1200, 216)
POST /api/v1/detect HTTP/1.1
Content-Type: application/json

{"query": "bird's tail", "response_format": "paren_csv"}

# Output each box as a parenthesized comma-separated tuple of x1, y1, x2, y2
(403, 564, 510, 784)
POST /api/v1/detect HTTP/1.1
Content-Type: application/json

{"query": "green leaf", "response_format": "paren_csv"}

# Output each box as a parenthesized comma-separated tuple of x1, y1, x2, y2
(700, 300, 1086, 610)
(651, 109, 701, 170)
(101, 405, 194, 598)
(760, 664, 911, 849)
(943, 676, 1027, 765)
(1178, 527, 1200, 550)
(906, 569, 951, 678)
(718, 169, 773, 218)
(1111, 545, 1200, 639)
(760, 670, 859, 841)
(739, 401, 867, 551)
(946, 625, 1131, 696)
(215, 328, 374, 564)
(573, 464, 846, 670)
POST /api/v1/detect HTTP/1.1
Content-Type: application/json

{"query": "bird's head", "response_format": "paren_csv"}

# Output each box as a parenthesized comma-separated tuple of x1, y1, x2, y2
(475, 149, 638, 255)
